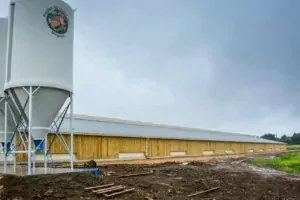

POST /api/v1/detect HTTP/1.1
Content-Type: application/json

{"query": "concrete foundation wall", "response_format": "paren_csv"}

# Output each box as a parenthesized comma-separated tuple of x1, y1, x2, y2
(15, 133, 286, 162)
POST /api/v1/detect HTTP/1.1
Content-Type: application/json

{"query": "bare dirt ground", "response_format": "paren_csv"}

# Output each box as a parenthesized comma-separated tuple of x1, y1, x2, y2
(1, 155, 300, 200)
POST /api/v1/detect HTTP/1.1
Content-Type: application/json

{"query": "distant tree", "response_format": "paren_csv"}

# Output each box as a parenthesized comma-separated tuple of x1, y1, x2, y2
(291, 133, 300, 145)
(261, 132, 300, 144)
(261, 133, 279, 141)
(280, 134, 292, 144)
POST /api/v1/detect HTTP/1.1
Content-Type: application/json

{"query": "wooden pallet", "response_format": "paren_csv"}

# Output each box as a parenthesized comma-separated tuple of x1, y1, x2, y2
(85, 183, 135, 198)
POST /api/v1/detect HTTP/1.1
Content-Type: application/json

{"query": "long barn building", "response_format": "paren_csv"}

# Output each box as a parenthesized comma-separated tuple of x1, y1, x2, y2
(16, 114, 286, 162)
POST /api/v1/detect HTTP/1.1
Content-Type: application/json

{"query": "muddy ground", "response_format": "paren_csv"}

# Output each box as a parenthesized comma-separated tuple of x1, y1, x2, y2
(1, 156, 300, 200)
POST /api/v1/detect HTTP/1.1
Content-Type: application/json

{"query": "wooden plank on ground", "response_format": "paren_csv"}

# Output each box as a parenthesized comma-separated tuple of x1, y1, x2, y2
(188, 187, 220, 198)
(85, 183, 114, 191)
(104, 188, 135, 198)
(118, 172, 153, 178)
(94, 186, 126, 194)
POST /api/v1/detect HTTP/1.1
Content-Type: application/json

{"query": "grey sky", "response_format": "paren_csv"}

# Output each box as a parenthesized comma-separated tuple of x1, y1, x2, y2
(1, 0, 300, 136)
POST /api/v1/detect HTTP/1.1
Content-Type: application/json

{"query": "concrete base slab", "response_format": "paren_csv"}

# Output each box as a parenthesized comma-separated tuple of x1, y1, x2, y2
(0, 165, 86, 176)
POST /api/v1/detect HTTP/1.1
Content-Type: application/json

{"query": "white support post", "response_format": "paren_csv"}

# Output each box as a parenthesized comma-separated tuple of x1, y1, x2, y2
(13, 155, 16, 173)
(44, 135, 48, 174)
(4, 100, 8, 173)
(70, 95, 74, 171)
(33, 151, 36, 175)
(28, 87, 32, 175)
(13, 136, 16, 173)
(146, 138, 149, 158)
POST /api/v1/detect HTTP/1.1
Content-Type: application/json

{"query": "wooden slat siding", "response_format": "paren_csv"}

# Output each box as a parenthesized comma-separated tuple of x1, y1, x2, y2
(188, 141, 206, 156)
(15, 132, 39, 162)
(214, 142, 225, 155)
(15, 133, 29, 162)
(15, 133, 287, 162)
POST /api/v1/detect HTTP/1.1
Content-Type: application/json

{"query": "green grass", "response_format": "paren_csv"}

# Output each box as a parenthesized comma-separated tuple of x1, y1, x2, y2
(287, 145, 300, 150)
(253, 152, 300, 173)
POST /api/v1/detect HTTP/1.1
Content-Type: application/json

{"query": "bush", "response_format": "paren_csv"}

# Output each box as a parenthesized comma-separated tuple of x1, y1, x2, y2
(253, 153, 300, 174)
(287, 145, 300, 150)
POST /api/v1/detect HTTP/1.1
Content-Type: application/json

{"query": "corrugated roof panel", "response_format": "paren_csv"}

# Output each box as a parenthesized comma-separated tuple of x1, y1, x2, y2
(59, 114, 283, 144)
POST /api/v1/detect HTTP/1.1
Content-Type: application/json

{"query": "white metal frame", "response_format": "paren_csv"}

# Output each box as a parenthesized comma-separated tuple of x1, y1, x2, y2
(3, 87, 74, 175)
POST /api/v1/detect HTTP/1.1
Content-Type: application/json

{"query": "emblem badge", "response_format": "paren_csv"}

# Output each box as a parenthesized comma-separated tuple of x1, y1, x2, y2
(44, 6, 69, 37)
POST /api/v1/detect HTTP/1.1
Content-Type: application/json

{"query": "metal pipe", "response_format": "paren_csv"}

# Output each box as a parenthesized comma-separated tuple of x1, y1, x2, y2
(18, 131, 27, 151)
(13, 154, 16, 173)
(6, 94, 30, 154)
(28, 87, 33, 175)
(10, 150, 32, 154)
(33, 152, 36, 174)
(56, 133, 71, 154)
(22, 87, 29, 95)
(32, 87, 40, 95)
(70, 95, 74, 171)
(145, 138, 149, 158)
(13, 136, 16, 173)
(46, 101, 71, 155)
(5, 2, 15, 84)
(4, 100, 8, 173)
(3, 0, 16, 174)
(7, 103, 17, 125)
(44, 135, 48, 174)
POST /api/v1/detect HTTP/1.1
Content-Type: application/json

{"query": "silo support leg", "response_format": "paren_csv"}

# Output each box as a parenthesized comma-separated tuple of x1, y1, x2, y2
(44, 136, 48, 174)
(13, 154, 16, 173)
(28, 87, 33, 175)
(33, 152, 36, 174)
(70, 94, 74, 171)
(4, 100, 8, 173)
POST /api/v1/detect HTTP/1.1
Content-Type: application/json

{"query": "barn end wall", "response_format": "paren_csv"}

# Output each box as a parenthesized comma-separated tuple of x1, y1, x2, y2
(15, 133, 286, 162)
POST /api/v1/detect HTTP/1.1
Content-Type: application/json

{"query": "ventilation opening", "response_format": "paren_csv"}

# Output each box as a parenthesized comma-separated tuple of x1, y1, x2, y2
(225, 150, 234, 154)
(170, 152, 186, 157)
(118, 153, 145, 159)
(203, 151, 214, 155)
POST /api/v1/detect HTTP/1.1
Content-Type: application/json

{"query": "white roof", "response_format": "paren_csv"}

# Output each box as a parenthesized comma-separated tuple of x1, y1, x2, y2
(58, 114, 284, 144)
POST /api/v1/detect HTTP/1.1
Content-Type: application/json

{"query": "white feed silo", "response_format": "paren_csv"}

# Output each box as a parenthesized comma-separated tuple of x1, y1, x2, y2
(4, 0, 75, 174)
(0, 18, 15, 151)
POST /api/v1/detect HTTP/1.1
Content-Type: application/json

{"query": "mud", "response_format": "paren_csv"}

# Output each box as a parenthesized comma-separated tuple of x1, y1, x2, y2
(1, 158, 300, 200)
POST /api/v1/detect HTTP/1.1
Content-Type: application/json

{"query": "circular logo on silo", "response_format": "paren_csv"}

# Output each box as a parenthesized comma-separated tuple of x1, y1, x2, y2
(44, 6, 69, 37)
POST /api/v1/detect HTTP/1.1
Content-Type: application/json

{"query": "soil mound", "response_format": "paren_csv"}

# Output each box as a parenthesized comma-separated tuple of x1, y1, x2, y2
(0, 160, 300, 199)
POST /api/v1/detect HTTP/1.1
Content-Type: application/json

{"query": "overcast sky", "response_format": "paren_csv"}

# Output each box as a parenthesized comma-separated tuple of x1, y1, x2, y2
(1, 0, 300, 136)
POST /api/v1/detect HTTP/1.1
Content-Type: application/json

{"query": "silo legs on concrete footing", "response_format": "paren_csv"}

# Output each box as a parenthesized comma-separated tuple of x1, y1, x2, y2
(3, 87, 74, 176)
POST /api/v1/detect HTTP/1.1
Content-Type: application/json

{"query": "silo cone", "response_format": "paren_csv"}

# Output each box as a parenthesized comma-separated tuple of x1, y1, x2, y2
(4, 0, 74, 151)
(13, 87, 69, 151)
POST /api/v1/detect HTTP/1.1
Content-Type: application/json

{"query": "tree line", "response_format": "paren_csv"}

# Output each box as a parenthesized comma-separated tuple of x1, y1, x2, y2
(261, 133, 300, 145)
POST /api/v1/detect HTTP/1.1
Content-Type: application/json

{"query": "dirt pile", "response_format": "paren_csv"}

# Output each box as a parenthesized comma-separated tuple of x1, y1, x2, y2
(0, 172, 103, 200)
(0, 159, 300, 200)
(84, 160, 97, 168)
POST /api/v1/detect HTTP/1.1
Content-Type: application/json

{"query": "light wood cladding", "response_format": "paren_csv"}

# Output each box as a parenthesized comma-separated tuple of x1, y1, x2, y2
(16, 133, 287, 162)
